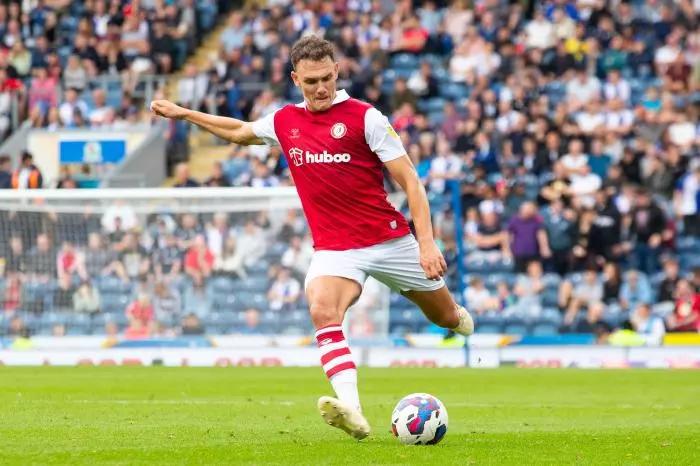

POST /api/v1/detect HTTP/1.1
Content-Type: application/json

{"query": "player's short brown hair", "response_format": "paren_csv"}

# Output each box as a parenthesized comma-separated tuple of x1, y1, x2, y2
(290, 35, 335, 70)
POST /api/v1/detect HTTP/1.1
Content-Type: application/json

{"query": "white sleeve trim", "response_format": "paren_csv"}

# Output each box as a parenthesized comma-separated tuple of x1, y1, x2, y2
(250, 110, 279, 146)
(364, 107, 406, 163)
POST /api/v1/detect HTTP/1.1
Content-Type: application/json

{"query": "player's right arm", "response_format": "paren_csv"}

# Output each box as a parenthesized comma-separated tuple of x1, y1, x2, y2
(150, 100, 264, 146)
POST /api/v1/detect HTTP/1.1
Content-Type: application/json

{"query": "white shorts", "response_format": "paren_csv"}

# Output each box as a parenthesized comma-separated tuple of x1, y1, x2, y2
(304, 235, 446, 293)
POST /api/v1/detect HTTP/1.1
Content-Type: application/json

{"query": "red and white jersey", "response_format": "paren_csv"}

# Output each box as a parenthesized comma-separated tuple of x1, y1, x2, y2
(251, 90, 410, 251)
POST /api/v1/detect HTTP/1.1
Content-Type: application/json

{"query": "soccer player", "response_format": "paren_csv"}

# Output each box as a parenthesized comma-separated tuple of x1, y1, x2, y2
(151, 35, 474, 440)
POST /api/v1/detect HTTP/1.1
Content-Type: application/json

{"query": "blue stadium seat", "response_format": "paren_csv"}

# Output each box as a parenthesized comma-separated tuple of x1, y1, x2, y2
(247, 259, 270, 275)
(475, 315, 504, 334)
(210, 276, 235, 293)
(530, 318, 561, 336)
(390, 53, 419, 70)
(503, 318, 528, 335)
(390, 308, 423, 332)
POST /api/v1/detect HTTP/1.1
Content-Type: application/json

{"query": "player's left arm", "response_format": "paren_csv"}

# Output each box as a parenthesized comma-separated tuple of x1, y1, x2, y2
(385, 156, 446, 280)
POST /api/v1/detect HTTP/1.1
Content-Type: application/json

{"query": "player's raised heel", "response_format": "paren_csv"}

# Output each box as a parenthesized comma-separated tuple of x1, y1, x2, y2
(317, 396, 370, 440)
(451, 306, 474, 336)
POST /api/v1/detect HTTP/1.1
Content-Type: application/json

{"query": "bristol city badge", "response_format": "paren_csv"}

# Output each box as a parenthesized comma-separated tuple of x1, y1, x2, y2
(330, 122, 347, 139)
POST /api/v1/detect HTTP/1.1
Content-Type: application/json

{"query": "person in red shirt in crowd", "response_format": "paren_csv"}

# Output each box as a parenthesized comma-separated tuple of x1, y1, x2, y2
(124, 293, 154, 339)
(396, 15, 429, 54)
(184, 234, 214, 286)
(667, 279, 700, 332)
(56, 240, 86, 281)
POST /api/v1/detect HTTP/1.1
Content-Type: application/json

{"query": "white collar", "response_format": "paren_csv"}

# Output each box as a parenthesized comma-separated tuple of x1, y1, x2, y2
(295, 89, 350, 109)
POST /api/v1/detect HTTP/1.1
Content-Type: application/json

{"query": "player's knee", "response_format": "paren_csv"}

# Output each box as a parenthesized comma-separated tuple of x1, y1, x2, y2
(309, 303, 342, 328)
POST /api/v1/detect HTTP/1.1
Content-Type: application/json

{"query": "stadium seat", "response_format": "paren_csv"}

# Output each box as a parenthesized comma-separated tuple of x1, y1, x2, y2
(530, 319, 561, 336)
(503, 318, 529, 335)
(390, 53, 420, 70)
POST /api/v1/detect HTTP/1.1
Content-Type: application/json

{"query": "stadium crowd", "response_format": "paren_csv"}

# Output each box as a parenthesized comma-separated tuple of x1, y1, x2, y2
(1, 0, 699, 339)
(0, 0, 226, 141)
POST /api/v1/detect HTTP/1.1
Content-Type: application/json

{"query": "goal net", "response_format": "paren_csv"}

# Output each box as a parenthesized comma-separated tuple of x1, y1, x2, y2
(0, 187, 395, 338)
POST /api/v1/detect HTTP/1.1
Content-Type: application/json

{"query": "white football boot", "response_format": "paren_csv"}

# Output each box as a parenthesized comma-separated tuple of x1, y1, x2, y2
(317, 396, 370, 440)
(451, 306, 475, 336)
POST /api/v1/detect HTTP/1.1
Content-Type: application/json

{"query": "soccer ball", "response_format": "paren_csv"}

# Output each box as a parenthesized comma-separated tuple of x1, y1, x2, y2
(391, 393, 448, 445)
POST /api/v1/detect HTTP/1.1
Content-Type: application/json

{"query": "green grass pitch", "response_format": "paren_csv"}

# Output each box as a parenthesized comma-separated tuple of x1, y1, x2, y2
(1, 367, 698, 465)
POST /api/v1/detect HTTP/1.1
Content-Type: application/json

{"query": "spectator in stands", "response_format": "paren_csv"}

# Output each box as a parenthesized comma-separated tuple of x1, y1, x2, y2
(666, 279, 700, 332)
(468, 210, 508, 261)
(507, 202, 551, 273)
(267, 267, 300, 312)
(510, 260, 545, 318)
(119, 233, 150, 281)
(631, 303, 666, 346)
(281, 235, 313, 283)
(153, 281, 182, 323)
(602, 262, 622, 305)
(56, 240, 86, 282)
(173, 162, 200, 188)
(84, 232, 125, 281)
(236, 219, 266, 268)
(561, 269, 604, 325)
(205, 212, 231, 259)
(566, 302, 612, 339)
(214, 236, 246, 279)
(674, 161, 700, 236)
(25, 233, 55, 282)
(204, 161, 230, 187)
(239, 308, 261, 334)
(178, 64, 208, 110)
(124, 293, 154, 339)
(181, 312, 204, 336)
(73, 280, 101, 314)
(58, 88, 88, 127)
(542, 199, 576, 275)
(464, 277, 499, 315)
(11, 151, 42, 189)
(28, 66, 57, 114)
(620, 270, 653, 312)
(0, 154, 11, 188)
(658, 257, 681, 304)
(184, 234, 214, 287)
(152, 233, 182, 284)
(88, 89, 112, 127)
(52, 273, 76, 311)
(2, 236, 25, 276)
(630, 189, 666, 275)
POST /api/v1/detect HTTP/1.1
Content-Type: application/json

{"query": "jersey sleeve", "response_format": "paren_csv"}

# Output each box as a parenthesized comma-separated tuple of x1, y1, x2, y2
(250, 111, 279, 146)
(364, 107, 406, 163)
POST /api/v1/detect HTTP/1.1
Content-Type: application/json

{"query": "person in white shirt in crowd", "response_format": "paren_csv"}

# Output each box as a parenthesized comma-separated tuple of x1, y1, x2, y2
(267, 266, 301, 312)
(58, 88, 89, 127)
(566, 68, 601, 111)
(205, 212, 231, 259)
(603, 98, 635, 137)
(235, 218, 266, 267)
(88, 89, 112, 128)
(281, 235, 314, 281)
(569, 164, 602, 209)
(525, 10, 555, 50)
(575, 100, 605, 136)
(428, 136, 462, 194)
(560, 139, 589, 178)
(464, 277, 500, 315)
(631, 303, 666, 346)
(603, 69, 631, 104)
(178, 63, 209, 110)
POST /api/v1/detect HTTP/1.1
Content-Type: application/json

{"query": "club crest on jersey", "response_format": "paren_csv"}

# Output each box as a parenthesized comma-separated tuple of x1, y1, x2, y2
(290, 128, 300, 139)
(330, 122, 347, 139)
(288, 147, 352, 166)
